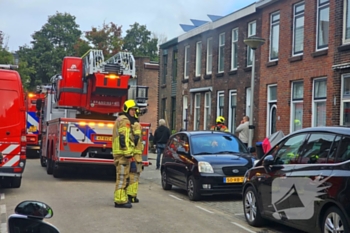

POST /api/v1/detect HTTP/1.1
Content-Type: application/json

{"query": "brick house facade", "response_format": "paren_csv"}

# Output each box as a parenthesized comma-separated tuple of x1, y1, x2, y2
(158, 0, 350, 145)
(134, 57, 159, 134)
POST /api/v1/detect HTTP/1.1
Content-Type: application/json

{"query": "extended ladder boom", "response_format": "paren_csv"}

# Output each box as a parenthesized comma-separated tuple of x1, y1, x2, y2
(81, 49, 136, 78)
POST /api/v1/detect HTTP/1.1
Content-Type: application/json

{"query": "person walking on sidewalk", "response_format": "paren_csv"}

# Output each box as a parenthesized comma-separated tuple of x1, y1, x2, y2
(153, 119, 171, 169)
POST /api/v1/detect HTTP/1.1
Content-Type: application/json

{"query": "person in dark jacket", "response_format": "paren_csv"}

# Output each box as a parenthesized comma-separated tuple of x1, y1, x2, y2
(153, 119, 171, 169)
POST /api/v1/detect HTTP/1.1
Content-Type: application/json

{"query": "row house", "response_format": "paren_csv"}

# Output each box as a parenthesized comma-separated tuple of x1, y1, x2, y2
(158, 0, 350, 144)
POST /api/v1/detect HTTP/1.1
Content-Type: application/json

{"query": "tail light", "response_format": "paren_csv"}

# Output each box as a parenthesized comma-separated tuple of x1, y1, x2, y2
(20, 129, 26, 160)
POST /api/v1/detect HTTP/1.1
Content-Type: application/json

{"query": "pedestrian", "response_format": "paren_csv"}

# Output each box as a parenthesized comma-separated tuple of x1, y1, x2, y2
(236, 116, 250, 147)
(127, 109, 143, 203)
(112, 99, 138, 208)
(153, 119, 171, 170)
(210, 116, 229, 132)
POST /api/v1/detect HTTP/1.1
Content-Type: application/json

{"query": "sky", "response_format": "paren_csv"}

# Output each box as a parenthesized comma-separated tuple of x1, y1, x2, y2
(0, 0, 256, 52)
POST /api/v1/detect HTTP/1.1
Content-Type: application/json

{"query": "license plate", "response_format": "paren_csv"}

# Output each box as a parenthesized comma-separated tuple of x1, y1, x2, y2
(224, 177, 244, 183)
(95, 136, 112, 141)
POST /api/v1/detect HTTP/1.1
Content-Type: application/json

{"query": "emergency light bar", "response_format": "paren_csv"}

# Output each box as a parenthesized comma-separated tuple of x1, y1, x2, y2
(0, 64, 18, 70)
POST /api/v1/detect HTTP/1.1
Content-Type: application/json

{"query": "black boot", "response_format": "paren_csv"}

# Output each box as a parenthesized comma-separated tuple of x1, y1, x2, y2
(128, 195, 139, 203)
(114, 202, 132, 208)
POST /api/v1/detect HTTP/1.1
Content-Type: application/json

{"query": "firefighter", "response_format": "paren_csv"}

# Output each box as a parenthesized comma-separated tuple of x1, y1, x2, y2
(210, 116, 229, 132)
(127, 108, 143, 203)
(112, 99, 138, 208)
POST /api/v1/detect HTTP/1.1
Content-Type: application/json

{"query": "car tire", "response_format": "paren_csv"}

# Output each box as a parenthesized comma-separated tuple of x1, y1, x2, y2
(53, 164, 62, 178)
(243, 186, 265, 227)
(187, 176, 201, 201)
(161, 170, 172, 190)
(46, 158, 53, 175)
(40, 154, 46, 167)
(322, 206, 349, 233)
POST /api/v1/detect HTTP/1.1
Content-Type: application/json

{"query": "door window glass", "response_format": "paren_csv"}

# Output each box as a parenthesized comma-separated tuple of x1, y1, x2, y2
(335, 136, 350, 162)
(299, 133, 335, 164)
(273, 134, 306, 165)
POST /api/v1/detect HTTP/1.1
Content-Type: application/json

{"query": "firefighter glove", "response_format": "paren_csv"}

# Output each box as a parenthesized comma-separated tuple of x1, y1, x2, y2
(119, 135, 126, 148)
(134, 135, 140, 146)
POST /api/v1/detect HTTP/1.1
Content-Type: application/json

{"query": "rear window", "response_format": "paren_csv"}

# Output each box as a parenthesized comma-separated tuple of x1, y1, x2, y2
(0, 89, 20, 127)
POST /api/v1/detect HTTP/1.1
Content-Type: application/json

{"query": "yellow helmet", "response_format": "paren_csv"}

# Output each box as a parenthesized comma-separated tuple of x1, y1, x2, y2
(123, 99, 138, 113)
(216, 116, 225, 124)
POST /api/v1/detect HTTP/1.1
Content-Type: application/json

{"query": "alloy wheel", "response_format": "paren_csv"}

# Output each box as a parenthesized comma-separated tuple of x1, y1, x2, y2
(324, 212, 344, 233)
(244, 190, 257, 223)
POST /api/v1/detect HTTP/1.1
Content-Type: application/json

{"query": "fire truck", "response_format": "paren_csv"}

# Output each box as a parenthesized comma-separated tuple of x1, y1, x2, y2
(37, 49, 150, 178)
(25, 92, 46, 158)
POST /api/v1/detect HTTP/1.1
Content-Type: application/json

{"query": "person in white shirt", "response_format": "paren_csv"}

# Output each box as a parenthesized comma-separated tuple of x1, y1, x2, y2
(236, 116, 250, 147)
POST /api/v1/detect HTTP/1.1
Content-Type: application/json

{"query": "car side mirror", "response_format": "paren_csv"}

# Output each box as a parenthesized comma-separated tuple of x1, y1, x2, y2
(263, 155, 274, 172)
(247, 146, 256, 153)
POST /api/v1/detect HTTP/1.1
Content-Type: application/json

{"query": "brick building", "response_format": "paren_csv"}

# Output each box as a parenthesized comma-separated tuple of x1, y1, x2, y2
(134, 57, 159, 134)
(158, 0, 350, 144)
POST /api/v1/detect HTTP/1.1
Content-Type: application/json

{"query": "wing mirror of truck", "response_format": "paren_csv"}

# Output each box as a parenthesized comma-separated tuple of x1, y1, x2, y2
(36, 98, 42, 111)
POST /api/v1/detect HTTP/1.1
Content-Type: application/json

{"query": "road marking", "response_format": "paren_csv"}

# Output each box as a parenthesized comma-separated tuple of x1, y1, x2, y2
(231, 222, 256, 233)
(195, 205, 214, 214)
(0, 193, 4, 200)
(1, 223, 7, 233)
(169, 195, 183, 201)
(0, 205, 5, 214)
(234, 213, 245, 215)
(1, 204, 7, 233)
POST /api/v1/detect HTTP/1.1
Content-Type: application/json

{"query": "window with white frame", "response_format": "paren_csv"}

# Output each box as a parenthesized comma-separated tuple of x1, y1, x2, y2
(228, 90, 237, 133)
(267, 85, 277, 136)
(195, 41, 202, 77)
(194, 93, 201, 130)
(204, 92, 211, 130)
(231, 28, 238, 70)
(184, 45, 190, 79)
(247, 21, 256, 67)
(206, 38, 213, 74)
(217, 91, 224, 117)
(218, 33, 225, 73)
(270, 12, 280, 61)
(246, 88, 251, 117)
(313, 78, 327, 127)
(293, 2, 305, 56)
(291, 81, 304, 132)
(344, 0, 350, 44)
(317, 0, 329, 50)
(182, 96, 188, 130)
(341, 74, 350, 125)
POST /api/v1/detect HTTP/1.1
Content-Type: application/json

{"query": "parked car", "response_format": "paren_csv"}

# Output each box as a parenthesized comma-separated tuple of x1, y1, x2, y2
(161, 131, 256, 201)
(242, 126, 350, 233)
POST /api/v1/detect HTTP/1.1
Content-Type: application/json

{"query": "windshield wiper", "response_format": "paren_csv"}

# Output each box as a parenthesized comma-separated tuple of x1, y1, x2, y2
(216, 151, 238, 154)
(193, 152, 215, 155)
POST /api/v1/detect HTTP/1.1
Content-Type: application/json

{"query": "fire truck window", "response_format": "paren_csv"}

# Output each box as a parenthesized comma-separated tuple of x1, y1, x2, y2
(0, 89, 20, 127)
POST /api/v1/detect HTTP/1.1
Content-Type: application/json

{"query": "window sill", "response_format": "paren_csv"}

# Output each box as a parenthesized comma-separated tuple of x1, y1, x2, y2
(311, 49, 328, 58)
(266, 61, 278, 67)
(215, 73, 224, 78)
(228, 70, 237, 76)
(289, 55, 303, 63)
(193, 76, 201, 82)
(181, 79, 189, 83)
(338, 44, 350, 52)
(244, 67, 252, 72)
(161, 84, 166, 88)
(204, 74, 212, 79)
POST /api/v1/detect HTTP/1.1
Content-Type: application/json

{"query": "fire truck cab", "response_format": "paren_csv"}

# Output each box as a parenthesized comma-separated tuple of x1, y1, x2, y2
(38, 50, 150, 178)
(0, 64, 26, 188)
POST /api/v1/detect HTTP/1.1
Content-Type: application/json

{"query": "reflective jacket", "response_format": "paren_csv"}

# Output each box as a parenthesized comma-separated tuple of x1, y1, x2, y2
(112, 115, 135, 156)
(210, 124, 229, 132)
(132, 122, 144, 162)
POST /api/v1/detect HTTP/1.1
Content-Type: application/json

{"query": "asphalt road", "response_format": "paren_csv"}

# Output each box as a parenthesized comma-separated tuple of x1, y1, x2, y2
(0, 157, 304, 233)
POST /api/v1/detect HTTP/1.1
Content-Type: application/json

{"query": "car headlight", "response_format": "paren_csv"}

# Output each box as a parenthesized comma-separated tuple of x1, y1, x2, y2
(198, 161, 214, 173)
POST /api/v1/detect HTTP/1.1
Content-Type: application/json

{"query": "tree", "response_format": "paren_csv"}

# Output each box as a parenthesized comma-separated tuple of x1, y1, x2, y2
(84, 22, 123, 58)
(73, 38, 91, 57)
(123, 23, 159, 61)
(29, 12, 82, 85)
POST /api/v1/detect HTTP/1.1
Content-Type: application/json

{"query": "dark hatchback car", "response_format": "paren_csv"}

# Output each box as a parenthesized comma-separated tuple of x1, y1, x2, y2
(161, 131, 256, 201)
(242, 127, 350, 233)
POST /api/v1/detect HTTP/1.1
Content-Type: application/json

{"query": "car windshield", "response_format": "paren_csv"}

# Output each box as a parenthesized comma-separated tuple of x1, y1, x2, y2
(191, 134, 248, 155)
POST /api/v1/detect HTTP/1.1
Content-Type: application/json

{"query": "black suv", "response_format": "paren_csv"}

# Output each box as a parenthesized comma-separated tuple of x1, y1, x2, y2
(242, 127, 350, 233)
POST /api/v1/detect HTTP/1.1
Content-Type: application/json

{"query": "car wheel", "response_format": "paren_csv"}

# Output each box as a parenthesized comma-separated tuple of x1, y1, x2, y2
(187, 176, 201, 201)
(46, 158, 53, 175)
(40, 154, 46, 167)
(322, 206, 349, 233)
(161, 170, 172, 190)
(243, 186, 265, 227)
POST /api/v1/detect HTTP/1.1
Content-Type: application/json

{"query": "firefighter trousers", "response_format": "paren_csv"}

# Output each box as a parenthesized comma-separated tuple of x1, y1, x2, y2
(127, 154, 142, 198)
(114, 155, 131, 204)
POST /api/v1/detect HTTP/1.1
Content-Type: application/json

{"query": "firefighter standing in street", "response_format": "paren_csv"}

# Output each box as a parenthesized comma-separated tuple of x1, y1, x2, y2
(112, 99, 139, 208)
(127, 109, 143, 203)
(210, 116, 229, 132)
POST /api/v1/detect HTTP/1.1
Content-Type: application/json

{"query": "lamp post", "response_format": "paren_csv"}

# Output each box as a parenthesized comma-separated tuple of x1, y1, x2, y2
(243, 36, 265, 148)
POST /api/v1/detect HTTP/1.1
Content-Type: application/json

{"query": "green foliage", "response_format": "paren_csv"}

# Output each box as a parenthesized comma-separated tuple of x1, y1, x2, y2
(73, 38, 91, 57)
(123, 22, 159, 61)
(84, 22, 123, 58)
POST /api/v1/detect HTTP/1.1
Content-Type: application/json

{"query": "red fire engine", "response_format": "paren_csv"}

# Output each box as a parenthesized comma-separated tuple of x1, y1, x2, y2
(37, 50, 150, 178)
(25, 92, 46, 157)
